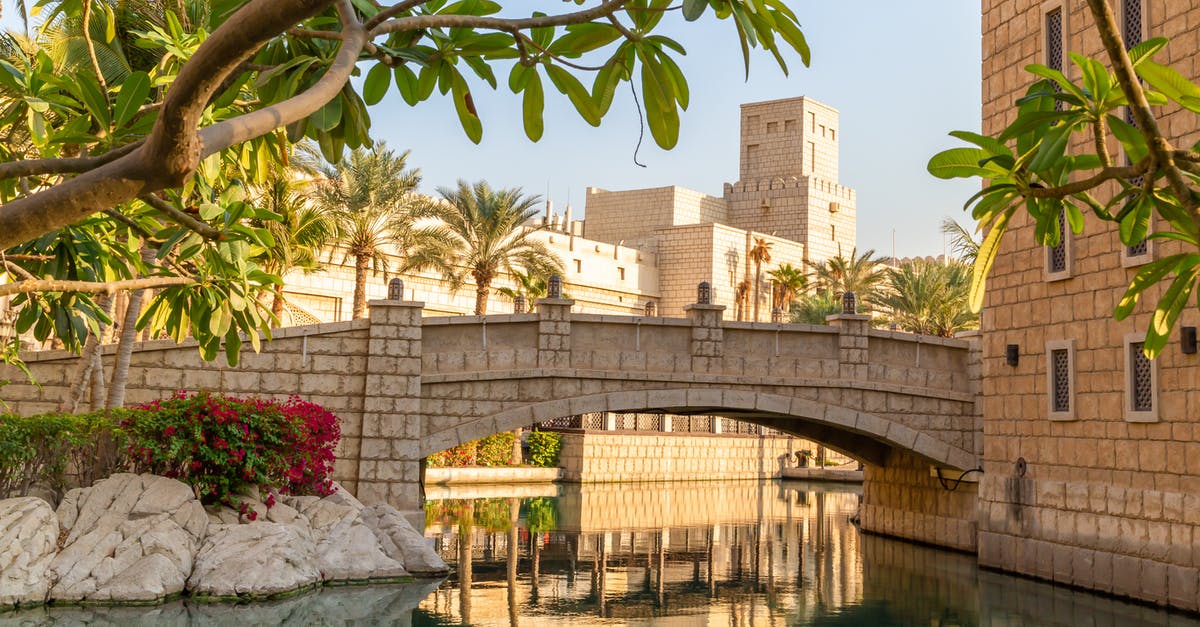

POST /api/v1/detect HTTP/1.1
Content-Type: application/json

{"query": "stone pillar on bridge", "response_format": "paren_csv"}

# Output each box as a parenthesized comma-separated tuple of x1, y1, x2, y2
(827, 312, 870, 380)
(684, 302, 725, 374)
(356, 299, 425, 511)
(537, 297, 574, 369)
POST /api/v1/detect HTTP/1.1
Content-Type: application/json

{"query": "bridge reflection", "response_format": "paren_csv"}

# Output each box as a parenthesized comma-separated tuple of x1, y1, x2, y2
(419, 481, 1196, 627)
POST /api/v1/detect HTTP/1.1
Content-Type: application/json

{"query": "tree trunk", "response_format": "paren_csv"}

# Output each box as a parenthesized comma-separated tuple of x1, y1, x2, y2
(271, 283, 285, 319)
(88, 345, 107, 412)
(105, 284, 147, 410)
(59, 294, 113, 413)
(352, 253, 369, 319)
(474, 280, 490, 315)
(753, 264, 762, 322)
(511, 427, 522, 465)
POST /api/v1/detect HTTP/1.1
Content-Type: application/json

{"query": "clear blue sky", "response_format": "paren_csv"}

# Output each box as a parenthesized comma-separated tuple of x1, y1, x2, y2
(366, 1, 983, 259)
(3, 1, 982, 258)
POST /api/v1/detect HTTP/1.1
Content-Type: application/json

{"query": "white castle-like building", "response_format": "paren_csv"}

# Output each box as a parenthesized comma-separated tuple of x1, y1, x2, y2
(282, 96, 857, 323)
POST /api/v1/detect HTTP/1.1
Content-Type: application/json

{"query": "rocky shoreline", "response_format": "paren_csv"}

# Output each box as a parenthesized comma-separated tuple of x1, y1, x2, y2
(0, 474, 447, 610)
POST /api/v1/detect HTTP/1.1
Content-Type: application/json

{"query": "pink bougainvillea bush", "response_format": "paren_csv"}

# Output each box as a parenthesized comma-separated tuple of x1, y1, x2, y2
(122, 392, 340, 513)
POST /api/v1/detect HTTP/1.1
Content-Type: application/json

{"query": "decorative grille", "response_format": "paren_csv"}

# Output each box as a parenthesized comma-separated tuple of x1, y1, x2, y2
(635, 413, 663, 432)
(538, 415, 583, 430)
(1048, 208, 1068, 273)
(1046, 8, 1064, 111)
(1051, 349, 1071, 412)
(1127, 240, 1148, 257)
(582, 413, 607, 430)
(680, 415, 714, 433)
(1123, 0, 1142, 48)
(1130, 342, 1153, 411)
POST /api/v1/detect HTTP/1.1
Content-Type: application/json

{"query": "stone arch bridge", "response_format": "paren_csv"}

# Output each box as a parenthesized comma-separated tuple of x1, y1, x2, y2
(3, 296, 982, 552)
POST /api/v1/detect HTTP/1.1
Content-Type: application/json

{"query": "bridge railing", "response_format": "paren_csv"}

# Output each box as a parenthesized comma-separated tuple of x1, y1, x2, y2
(537, 412, 782, 437)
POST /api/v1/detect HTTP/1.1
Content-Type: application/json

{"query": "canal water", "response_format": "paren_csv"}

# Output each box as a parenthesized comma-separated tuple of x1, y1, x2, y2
(4, 480, 1198, 625)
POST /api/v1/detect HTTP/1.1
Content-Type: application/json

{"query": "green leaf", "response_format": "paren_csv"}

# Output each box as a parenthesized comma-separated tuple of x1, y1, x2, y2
(548, 23, 620, 55)
(224, 327, 242, 366)
(394, 64, 420, 106)
(1147, 258, 1200, 356)
(639, 49, 679, 149)
(363, 63, 392, 105)
(1137, 60, 1200, 113)
(451, 72, 482, 143)
(522, 70, 544, 141)
(682, 0, 706, 21)
(545, 64, 600, 125)
(927, 147, 992, 179)
(969, 207, 1014, 312)
(311, 94, 342, 131)
(1114, 254, 1185, 320)
(113, 71, 150, 128)
(1118, 194, 1153, 246)
(1028, 123, 1072, 172)
(1108, 114, 1149, 163)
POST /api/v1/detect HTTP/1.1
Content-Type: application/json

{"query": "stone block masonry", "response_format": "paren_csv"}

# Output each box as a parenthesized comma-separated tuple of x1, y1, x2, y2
(0, 295, 981, 555)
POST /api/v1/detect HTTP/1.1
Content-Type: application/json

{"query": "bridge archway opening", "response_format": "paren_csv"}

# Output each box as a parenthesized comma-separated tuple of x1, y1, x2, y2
(418, 387, 977, 472)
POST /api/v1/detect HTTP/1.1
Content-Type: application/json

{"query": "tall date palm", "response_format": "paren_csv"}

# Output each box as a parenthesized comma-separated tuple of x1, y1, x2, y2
(406, 180, 563, 315)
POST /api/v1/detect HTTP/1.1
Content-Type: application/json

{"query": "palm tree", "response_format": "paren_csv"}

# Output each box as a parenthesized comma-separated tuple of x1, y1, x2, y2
(941, 217, 981, 264)
(748, 237, 772, 322)
(307, 143, 423, 319)
(734, 279, 751, 321)
(874, 258, 978, 337)
(405, 180, 564, 315)
(790, 290, 841, 325)
(767, 263, 807, 313)
(496, 270, 548, 313)
(806, 248, 886, 310)
(250, 172, 335, 318)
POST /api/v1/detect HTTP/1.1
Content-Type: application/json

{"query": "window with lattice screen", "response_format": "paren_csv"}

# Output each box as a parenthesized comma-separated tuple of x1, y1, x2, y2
(1046, 206, 1070, 278)
(1046, 340, 1076, 420)
(1121, 0, 1151, 262)
(1046, 7, 1064, 111)
(1124, 334, 1158, 422)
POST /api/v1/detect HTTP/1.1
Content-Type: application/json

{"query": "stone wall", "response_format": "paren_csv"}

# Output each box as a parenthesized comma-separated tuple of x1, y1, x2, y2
(980, 0, 1200, 611)
(582, 185, 727, 250)
(556, 431, 803, 483)
(860, 450, 978, 553)
(0, 321, 374, 495)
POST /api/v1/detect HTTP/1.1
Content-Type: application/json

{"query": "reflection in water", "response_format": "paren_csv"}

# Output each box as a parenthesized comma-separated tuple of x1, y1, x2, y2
(419, 480, 1200, 627)
(6, 481, 1198, 626)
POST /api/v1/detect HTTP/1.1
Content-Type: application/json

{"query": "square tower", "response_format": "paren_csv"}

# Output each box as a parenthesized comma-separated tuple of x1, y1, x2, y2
(738, 97, 839, 182)
(725, 96, 856, 263)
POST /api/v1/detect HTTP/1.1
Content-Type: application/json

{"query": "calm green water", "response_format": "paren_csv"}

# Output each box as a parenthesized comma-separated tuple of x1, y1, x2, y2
(5, 480, 1198, 626)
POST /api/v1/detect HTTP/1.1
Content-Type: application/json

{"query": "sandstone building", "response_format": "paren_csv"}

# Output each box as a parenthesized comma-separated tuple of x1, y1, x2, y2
(978, 0, 1200, 611)
(281, 96, 857, 322)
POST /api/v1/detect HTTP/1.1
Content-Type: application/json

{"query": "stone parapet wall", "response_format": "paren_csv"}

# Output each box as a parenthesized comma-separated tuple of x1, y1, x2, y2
(556, 431, 802, 483)
(860, 450, 978, 553)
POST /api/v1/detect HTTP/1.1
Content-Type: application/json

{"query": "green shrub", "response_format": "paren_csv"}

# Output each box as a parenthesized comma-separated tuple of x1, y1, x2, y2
(0, 411, 131, 501)
(475, 431, 515, 466)
(525, 496, 558, 533)
(527, 430, 561, 468)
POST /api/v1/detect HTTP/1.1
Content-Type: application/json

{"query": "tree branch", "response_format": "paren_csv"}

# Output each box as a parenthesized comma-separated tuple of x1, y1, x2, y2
(370, 0, 629, 37)
(0, 139, 144, 180)
(365, 0, 429, 30)
(139, 194, 223, 239)
(199, 0, 366, 158)
(1086, 0, 1199, 220)
(1027, 161, 1148, 198)
(0, 276, 197, 297)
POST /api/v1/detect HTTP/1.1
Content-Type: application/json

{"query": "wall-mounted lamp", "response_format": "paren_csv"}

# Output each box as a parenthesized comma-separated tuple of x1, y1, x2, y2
(387, 278, 404, 301)
(1005, 344, 1020, 367)
(1182, 326, 1197, 354)
(841, 291, 857, 315)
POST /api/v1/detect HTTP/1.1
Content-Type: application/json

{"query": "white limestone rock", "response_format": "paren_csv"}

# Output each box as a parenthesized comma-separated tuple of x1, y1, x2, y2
(286, 496, 408, 582)
(360, 504, 448, 576)
(48, 474, 206, 603)
(0, 497, 58, 608)
(187, 522, 321, 599)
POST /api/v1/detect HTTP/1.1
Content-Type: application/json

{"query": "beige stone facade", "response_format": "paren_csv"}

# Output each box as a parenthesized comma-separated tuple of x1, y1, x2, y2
(557, 431, 802, 483)
(273, 96, 856, 324)
(979, 0, 1200, 611)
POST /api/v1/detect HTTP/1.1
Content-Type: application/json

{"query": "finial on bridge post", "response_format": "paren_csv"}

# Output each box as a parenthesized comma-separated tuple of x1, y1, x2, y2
(772, 307, 784, 323)
(387, 277, 404, 301)
(514, 294, 527, 313)
(644, 301, 657, 317)
(697, 281, 712, 305)
(547, 274, 563, 299)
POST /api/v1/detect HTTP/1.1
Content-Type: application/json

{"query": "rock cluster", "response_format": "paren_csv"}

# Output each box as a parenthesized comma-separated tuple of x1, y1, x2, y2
(0, 474, 447, 609)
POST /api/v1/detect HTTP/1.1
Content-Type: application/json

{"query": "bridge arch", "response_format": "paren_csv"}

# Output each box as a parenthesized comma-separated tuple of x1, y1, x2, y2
(419, 387, 978, 471)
